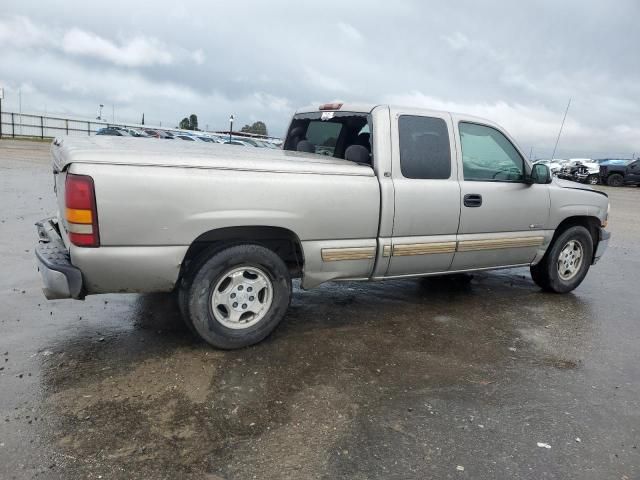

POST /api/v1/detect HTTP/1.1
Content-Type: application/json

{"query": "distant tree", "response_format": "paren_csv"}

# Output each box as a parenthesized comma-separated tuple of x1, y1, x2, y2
(178, 114, 200, 131)
(189, 114, 199, 131)
(241, 121, 268, 136)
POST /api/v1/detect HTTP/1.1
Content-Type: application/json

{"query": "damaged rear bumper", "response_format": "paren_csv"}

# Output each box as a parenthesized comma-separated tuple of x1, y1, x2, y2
(35, 218, 84, 300)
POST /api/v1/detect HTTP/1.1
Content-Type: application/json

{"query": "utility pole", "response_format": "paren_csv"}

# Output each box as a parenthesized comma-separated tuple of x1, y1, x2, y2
(229, 115, 234, 142)
(112, 105, 115, 124)
(551, 98, 571, 160)
(0, 86, 4, 139)
(18, 88, 22, 135)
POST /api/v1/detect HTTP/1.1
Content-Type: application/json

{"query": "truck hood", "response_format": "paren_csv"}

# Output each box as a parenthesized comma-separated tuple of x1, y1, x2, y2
(50, 136, 374, 177)
(580, 162, 600, 173)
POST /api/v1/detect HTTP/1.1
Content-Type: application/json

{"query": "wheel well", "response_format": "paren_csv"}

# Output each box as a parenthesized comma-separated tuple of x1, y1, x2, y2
(554, 216, 600, 248)
(179, 226, 304, 281)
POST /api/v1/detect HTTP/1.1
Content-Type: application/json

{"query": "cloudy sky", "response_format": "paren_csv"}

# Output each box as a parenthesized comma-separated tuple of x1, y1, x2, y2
(1, 0, 639, 158)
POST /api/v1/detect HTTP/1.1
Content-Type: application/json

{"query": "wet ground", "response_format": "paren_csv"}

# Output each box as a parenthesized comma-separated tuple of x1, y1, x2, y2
(0, 139, 638, 479)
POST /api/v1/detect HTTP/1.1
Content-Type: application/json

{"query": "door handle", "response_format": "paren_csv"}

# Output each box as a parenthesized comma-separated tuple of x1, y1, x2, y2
(464, 194, 482, 207)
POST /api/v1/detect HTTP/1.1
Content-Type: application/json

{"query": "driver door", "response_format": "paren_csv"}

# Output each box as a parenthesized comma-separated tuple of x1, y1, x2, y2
(451, 119, 551, 270)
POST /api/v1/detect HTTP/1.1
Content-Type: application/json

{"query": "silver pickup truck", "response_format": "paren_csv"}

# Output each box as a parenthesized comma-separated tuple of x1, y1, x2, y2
(36, 103, 610, 349)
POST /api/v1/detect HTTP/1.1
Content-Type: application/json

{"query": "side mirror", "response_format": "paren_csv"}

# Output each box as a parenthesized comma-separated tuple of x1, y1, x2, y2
(530, 163, 552, 184)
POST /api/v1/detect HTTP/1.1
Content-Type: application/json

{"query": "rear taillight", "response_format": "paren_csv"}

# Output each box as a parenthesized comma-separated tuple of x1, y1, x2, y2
(65, 174, 100, 247)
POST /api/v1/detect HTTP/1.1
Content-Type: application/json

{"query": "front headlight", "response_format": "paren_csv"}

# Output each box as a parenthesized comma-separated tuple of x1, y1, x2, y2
(603, 203, 610, 228)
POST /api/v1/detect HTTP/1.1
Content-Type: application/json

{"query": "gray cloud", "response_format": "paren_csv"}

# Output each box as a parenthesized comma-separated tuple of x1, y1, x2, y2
(0, 0, 639, 157)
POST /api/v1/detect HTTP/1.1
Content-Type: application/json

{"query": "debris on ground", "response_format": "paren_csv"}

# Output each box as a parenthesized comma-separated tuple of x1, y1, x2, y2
(537, 442, 552, 449)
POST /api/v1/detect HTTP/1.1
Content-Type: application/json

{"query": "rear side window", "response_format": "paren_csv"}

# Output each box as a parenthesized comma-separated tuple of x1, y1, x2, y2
(399, 116, 451, 179)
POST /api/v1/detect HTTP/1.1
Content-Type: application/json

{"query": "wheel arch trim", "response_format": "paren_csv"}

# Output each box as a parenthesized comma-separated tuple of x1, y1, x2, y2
(179, 225, 305, 282)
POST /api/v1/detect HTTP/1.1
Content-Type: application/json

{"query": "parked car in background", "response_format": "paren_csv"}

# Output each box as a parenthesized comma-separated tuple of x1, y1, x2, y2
(196, 136, 217, 143)
(599, 158, 640, 186)
(125, 128, 150, 137)
(572, 159, 600, 185)
(143, 129, 162, 138)
(233, 137, 262, 147)
(96, 127, 129, 136)
(225, 139, 255, 147)
(175, 134, 199, 141)
(557, 159, 599, 184)
(255, 140, 279, 149)
(144, 129, 174, 139)
(557, 160, 578, 180)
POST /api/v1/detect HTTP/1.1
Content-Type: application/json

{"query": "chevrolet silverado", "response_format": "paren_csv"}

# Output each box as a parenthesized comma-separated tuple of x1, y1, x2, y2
(35, 103, 610, 348)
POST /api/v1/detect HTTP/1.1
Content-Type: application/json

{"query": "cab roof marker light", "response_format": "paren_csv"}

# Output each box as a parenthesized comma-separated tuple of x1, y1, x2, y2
(319, 103, 343, 111)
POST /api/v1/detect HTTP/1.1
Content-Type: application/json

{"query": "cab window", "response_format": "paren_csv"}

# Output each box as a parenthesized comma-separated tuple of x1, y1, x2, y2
(305, 121, 342, 156)
(459, 122, 524, 182)
(284, 111, 372, 163)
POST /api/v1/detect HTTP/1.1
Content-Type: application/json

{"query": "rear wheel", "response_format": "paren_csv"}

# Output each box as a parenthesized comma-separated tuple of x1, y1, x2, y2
(181, 244, 291, 349)
(530, 226, 593, 293)
(607, 173, 624, 187)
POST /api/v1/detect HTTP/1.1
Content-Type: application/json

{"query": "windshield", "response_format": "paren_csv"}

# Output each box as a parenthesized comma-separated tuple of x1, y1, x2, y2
(284, 111, 372, 162)
(600, 159, 633, 165)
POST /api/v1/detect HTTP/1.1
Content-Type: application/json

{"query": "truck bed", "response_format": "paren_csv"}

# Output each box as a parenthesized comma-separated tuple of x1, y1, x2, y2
(51, 136, 374, 177)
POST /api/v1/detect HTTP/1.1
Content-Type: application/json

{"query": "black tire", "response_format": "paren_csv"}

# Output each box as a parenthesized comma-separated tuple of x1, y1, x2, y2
(587, 174, 599, 185)
(178, 243, 240, 337)
(530, 226, 593, 293)
(607, 173, 624, 187)
(182, 244, 291, 349)
(177, 282, 199, 337)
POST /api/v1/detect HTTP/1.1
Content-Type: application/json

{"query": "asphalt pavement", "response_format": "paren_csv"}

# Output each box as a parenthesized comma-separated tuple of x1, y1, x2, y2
(0, 140, 638, 479)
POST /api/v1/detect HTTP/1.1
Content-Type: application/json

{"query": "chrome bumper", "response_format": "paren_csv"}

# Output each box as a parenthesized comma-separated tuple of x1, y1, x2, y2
(593, 228, 610, 264)
(35, 218, 84, 300)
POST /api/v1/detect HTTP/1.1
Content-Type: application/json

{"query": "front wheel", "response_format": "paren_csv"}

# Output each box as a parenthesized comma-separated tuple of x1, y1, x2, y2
(530, 226, 593, 293)
(182, 244, 291, 349)
(607, 173, 624, 187)
(587, 174, 599, 185)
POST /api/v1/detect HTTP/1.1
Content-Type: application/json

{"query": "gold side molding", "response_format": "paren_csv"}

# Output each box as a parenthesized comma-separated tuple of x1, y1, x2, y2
(392, 242, 457, 256)
(322, 236, 544, 262)
(321, 246, 376, 262)
(457, 236, 544, 252)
